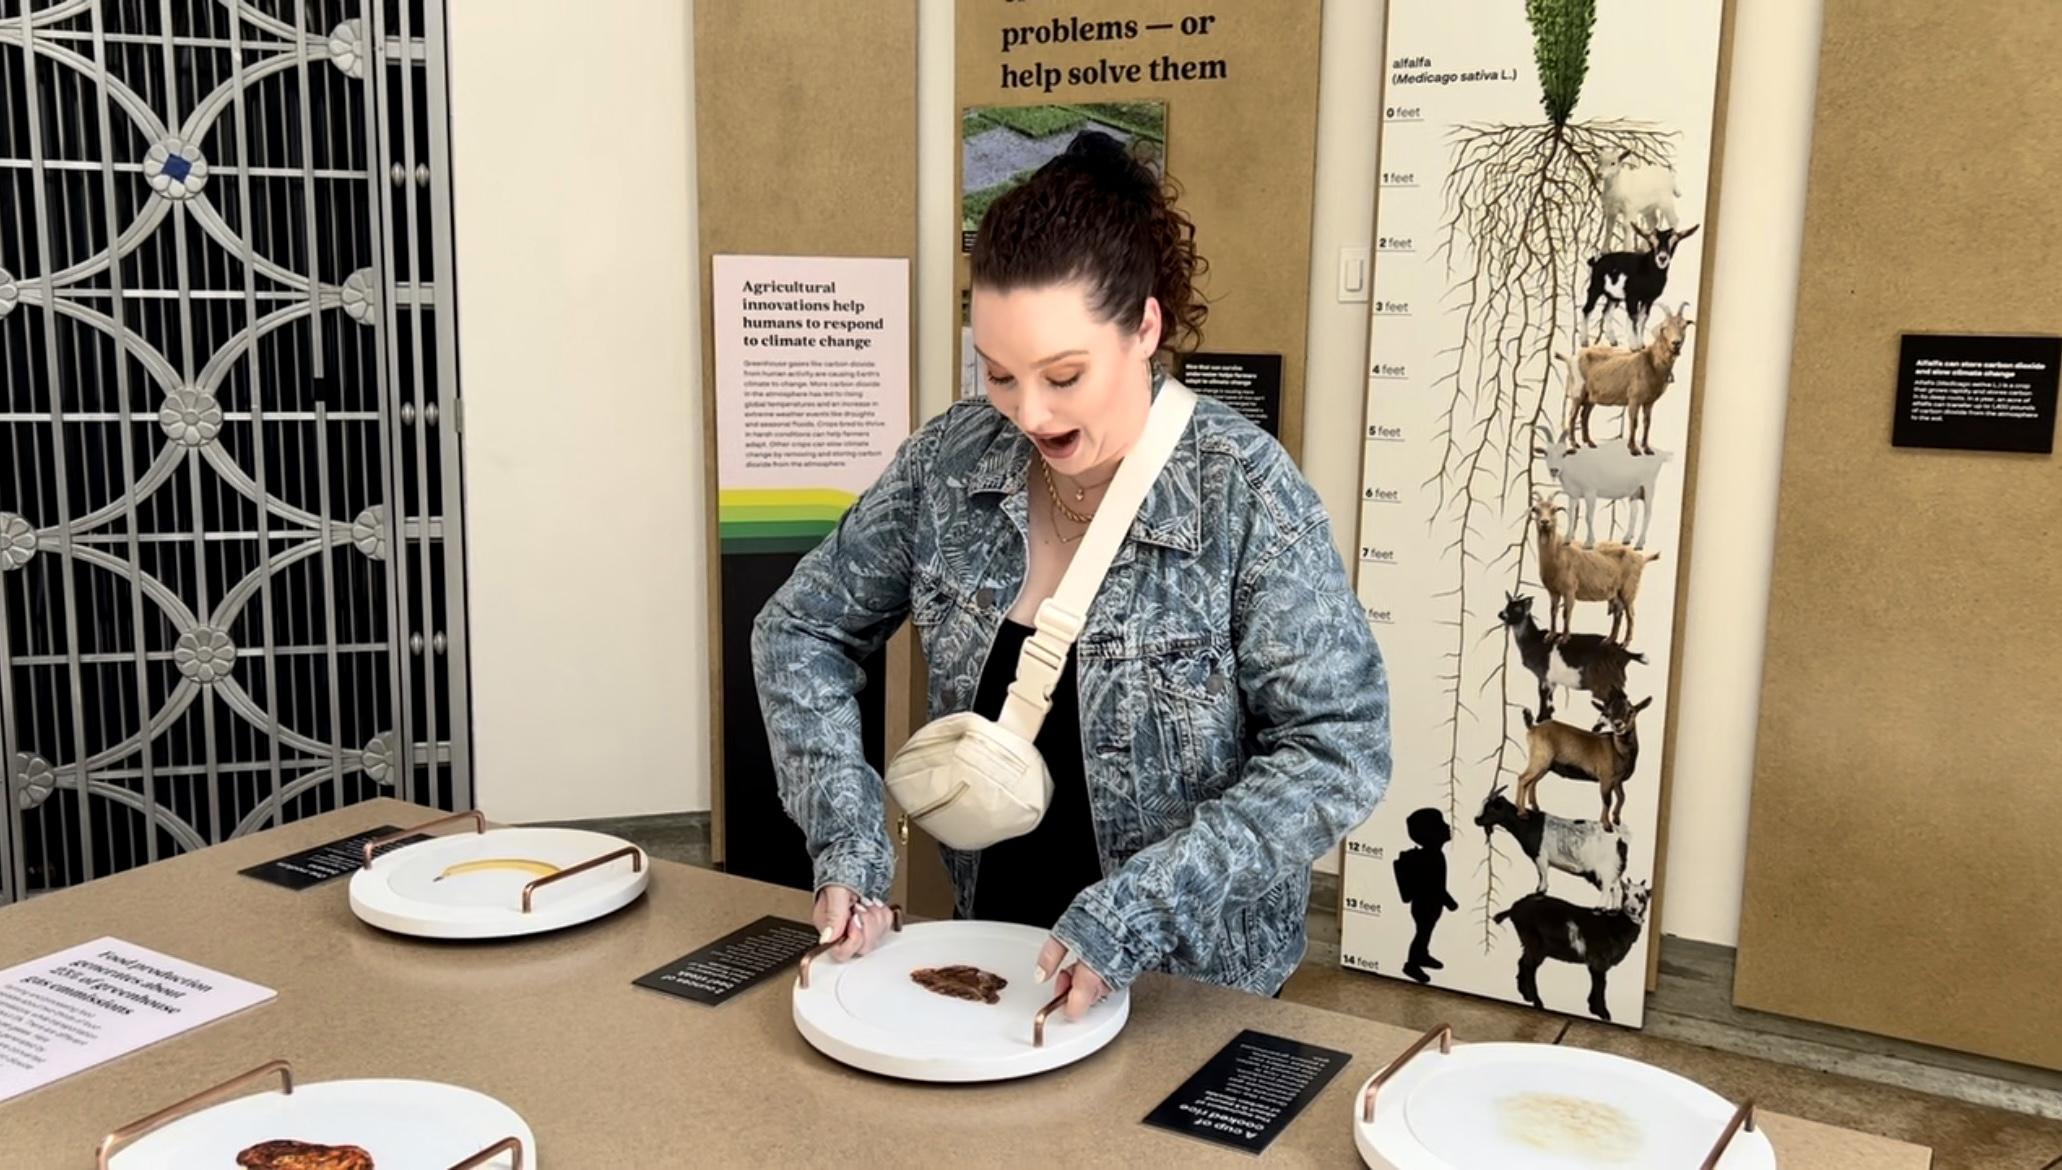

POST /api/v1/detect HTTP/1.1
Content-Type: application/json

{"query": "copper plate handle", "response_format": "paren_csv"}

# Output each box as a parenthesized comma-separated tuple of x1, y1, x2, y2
(1699, 1099, 1757, 1170)
(98, 1059, 294, 1169)
(797, 903, 904, 989)
(1032, 991, 1071, 1048)
(521, 845, 644, 913)
(1361, 1023, 1453, 1123)
(448, 1134, 525, 1170)
(361, 809, 486, 868)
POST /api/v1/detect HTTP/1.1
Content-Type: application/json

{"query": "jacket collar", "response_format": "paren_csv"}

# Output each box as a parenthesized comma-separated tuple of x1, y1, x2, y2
(967, 371, 1202, 555)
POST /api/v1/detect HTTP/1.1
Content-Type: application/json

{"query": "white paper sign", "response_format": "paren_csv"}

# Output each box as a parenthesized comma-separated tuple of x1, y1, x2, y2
(0, 937, 275, 1103)
(712, 254, 911, 499)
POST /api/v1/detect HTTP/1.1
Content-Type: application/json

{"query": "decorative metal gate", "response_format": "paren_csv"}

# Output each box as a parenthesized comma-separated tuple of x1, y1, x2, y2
(0, 0, 468, 905)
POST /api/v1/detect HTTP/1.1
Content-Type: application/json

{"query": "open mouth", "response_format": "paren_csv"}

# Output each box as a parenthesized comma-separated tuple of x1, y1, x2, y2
(1030, 429, 1083, 462)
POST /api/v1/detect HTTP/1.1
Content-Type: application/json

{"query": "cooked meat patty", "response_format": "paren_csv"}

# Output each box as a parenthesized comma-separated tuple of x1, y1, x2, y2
(911, 964, 1008, 1004)
(235, 1139, 375, 1170)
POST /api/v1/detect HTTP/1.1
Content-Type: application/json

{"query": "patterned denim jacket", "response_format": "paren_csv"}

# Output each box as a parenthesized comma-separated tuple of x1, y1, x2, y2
(751, 378, 1392, 995)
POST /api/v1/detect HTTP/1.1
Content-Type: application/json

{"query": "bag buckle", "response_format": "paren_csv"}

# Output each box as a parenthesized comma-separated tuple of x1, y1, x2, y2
(1019, 636, 1066, 675)
(1032, 599, 1085, 645)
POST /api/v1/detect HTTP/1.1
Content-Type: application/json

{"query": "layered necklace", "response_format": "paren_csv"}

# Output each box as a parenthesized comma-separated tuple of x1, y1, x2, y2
(1040, 460, 1116, 544)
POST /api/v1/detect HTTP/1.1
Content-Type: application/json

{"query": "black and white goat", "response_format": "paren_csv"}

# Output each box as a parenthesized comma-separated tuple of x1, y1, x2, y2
(1474, 786, 1631, 907)
(1497, 591, 1644, 722)
(1494, 880, 1651, 1022)
(1581, 225, 1699, 345)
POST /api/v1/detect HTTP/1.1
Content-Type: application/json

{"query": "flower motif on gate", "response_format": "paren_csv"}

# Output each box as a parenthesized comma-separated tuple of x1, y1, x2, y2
(0, 513, 36, 571)
(159, 388, 224, 448)
(361, 732, 395, 787)
(342, 269, 380, 325)
(12, 753, 55, 811)
(328, 19, 367, 79)
(174, 628, 238, 685)
(143, 137, 209, 201)
(352, 505, 388, 561)
(0, 267, 18, 319)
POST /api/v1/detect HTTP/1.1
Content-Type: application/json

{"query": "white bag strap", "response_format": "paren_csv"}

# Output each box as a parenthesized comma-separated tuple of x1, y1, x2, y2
(997, 379, 1198, 740)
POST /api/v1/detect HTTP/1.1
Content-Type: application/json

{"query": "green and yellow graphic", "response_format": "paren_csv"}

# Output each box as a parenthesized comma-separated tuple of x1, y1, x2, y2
(718, 488, 856, 554)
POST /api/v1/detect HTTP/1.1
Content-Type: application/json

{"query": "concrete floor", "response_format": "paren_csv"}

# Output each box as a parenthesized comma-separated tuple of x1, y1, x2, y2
(560, 812, 2062, 1169)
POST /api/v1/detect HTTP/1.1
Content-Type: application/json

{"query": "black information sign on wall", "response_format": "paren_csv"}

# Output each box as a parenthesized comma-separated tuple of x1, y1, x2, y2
(1893, 333, 2059, 453)
(1181, 352, 1285, 439)
(632, 915, 821, 1006)
(240, 826, 426, 891)
(1143, 1029, 1352, 1154)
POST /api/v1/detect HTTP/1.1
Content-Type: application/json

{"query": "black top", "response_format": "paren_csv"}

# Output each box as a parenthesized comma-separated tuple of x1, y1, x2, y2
(968, 620, 1103, 928)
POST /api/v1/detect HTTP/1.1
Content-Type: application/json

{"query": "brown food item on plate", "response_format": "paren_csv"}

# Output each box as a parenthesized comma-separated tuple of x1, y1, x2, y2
(235, 1139, 375, 1170)
(911, 964, 1009, 1004)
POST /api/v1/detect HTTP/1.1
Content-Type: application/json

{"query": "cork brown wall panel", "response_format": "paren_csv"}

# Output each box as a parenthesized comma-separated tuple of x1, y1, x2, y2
(1733, 0, 2062, 1069)
(694, 2, 928, 903)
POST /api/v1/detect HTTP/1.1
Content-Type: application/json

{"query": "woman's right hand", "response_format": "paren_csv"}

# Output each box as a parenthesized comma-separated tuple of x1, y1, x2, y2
(813, 884, 897, 959)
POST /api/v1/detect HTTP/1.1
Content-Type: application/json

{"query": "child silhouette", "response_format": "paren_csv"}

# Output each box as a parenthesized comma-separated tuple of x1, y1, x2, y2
(1393, 807, 1459, 984)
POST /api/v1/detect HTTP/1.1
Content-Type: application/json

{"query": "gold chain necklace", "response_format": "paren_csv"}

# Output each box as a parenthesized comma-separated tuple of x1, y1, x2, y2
(1055, 464, 1117, 503)
(1041, 462, 1095, 543)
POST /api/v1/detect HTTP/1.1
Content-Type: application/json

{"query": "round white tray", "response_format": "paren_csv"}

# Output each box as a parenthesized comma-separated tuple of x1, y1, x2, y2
(792, 919, 1129, 1082)
(111, 1076, 534, 1169)
(349, 825, 648, 940)
(1354, 1041, 1777, 1169)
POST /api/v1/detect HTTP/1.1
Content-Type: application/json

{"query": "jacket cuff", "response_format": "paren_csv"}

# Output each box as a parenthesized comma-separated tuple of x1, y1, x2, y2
(811, 835, 895, 903)
(1053, 891, 1156, 992)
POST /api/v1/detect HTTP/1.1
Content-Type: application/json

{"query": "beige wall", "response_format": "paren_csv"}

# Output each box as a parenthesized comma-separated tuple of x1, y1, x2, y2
(1658, 0, 1823, 946)
(449, 0, 1824, 945)
(448, 0, 709, 822)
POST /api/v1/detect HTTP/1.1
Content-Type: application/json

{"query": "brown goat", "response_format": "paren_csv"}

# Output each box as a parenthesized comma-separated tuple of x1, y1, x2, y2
(1516, 695, 1651, 832)
(1531, 496, 1658, 644)
(1560, 305, 1693, 455)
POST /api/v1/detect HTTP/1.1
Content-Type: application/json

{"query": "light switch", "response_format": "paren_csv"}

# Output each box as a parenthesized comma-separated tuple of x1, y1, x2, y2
(1339, 246, 1370, 302)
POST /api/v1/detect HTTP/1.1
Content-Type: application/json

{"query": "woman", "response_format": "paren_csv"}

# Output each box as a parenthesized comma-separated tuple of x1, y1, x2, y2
(752, 132, 1390, 1017)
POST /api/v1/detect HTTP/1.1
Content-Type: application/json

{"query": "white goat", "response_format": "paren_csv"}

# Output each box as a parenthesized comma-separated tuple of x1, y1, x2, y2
(1600, 152, 1680, 247)
(1532, 425, 1673, 548)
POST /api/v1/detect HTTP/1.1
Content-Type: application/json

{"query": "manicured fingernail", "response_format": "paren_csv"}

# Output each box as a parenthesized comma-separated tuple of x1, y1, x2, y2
(1034, 964, 1050, 984)
(819, 924, 838, 943)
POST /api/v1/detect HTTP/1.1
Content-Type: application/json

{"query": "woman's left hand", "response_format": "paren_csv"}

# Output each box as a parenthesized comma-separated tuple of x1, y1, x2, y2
(1034, 936, 1110, 1020)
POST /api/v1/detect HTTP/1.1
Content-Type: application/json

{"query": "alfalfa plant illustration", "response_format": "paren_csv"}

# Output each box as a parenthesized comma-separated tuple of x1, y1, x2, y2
(1417, 0, 1677, 948)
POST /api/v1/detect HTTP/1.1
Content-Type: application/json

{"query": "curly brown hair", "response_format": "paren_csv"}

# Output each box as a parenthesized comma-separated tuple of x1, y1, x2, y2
(969, 130, 1208, 355)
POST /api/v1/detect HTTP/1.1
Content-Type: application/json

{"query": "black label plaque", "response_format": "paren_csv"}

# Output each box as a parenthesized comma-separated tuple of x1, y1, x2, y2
(633, 915, 820, 1006)
(239, 825, 425, 891)
(1894, 333, 2059, 453)
(1181, 352, 1285, 439)
(1143, 1029, 1352, 1154)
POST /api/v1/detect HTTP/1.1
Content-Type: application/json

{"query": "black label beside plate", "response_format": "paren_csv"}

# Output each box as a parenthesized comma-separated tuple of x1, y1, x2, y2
(239, 825, 427, 891)
(1143, 1029, 1353, 1154)
(633, 915, 820, 1006)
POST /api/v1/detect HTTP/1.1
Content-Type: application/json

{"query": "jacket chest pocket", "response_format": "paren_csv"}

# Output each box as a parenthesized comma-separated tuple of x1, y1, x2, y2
(909, 575, 989, 712)
(1143, 639, 1242, 807)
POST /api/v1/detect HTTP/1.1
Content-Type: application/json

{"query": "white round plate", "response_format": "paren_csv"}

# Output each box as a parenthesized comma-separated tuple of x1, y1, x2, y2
(792, 919, 1129, 1082)
(348, 827, 648, 940)
(112, 1078, 535, 1169)
(1354, 1042, 1777, 1169)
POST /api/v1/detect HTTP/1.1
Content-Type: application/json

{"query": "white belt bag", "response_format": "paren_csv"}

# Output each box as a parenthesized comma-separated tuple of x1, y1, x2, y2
(884, 380, 1199, 852)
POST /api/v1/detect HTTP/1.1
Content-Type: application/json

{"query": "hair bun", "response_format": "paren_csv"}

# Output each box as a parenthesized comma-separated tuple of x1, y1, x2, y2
(1062, 129, 1153, 194)
(971, 126, 1208, 354)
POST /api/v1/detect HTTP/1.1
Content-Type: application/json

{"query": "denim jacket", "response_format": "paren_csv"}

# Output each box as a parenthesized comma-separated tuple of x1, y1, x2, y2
(751, 378, 1392, 995)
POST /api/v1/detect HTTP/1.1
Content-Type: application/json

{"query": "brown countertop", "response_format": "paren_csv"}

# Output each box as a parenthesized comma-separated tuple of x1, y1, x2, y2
(0, 799, 1929, 1167)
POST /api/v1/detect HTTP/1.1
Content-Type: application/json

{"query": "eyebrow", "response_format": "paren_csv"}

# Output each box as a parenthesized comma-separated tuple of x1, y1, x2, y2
(972, 346, 1089, 368)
